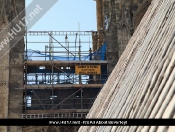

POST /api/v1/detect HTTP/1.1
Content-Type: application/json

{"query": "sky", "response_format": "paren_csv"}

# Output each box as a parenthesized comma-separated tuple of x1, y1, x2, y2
(25, 0, 97, 55)
(25, 0, 97, 31)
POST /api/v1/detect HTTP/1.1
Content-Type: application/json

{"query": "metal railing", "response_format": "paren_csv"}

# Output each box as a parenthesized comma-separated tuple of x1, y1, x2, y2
(21, 112, 88, 119)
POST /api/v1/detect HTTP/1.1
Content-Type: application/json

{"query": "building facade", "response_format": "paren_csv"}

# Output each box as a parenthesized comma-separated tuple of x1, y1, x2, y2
(0, 0, 151, 131)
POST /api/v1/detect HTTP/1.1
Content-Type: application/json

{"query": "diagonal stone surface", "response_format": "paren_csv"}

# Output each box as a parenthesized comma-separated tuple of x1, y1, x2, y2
(79, 0, 175, 131)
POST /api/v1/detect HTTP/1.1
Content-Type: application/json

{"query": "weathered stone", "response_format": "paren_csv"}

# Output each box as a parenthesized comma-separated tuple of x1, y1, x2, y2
(79, 0, 175, 132)
(0, 0, 154, 132)
(94, 0, 151, 74)
(0, 0, 24, 132)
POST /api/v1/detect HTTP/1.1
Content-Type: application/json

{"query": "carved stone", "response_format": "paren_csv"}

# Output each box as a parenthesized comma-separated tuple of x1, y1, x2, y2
(0, 0, 24, 132)
(94, 0, 151, 74)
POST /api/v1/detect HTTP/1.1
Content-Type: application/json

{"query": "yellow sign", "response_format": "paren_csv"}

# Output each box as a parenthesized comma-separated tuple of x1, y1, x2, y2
(75, 65, 101, 75)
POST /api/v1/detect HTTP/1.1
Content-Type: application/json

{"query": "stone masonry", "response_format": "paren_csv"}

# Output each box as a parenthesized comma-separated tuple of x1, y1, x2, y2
(0, 0, 25, 132)
(0, 0, 153, 131)
(95, 0, 152, 74)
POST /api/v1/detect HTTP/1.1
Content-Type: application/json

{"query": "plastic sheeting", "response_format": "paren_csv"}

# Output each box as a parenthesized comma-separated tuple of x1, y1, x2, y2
(25, 43, 106, 61)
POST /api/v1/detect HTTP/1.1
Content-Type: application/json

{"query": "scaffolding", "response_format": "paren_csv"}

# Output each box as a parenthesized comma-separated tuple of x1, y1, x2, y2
(22, 31, 108, 118)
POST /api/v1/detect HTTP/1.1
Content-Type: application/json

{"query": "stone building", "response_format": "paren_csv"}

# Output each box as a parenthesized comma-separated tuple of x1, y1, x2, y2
(79, 0, 175, 131)
(0, 0, 25, 131)
(0, 0, 154, 132)
(94, 0, 151, 74)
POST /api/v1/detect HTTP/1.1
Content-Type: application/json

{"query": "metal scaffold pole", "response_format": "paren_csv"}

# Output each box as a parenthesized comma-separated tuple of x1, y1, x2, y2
(24, 64, 27, 116)
(20, 30, 107, 120)
(52, 65, 54, 109)
(78, 23, 82, 84)
(81, 87, 83, 117)
(75, 33, 77, 60)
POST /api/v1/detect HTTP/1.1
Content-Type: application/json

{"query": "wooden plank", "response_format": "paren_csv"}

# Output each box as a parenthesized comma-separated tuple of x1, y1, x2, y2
(22, 84, 103, 89)
(25, 109, 89, 114)
(24, 60, 108, 67)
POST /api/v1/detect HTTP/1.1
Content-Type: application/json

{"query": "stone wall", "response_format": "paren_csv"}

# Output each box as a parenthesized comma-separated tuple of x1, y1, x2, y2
(0, 0, 25, 132)
(79, 0, 175, 131)
(95, 0, 152, 74)
(23, 126, 79, 132)
(0, 0, 153, 131)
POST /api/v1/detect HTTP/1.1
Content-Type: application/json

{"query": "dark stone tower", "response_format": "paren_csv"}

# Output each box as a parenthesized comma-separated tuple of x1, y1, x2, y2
(0, 0, 25, 131)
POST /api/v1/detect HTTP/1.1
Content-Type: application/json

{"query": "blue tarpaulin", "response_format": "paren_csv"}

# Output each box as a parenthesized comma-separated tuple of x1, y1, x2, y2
(25, 43, 106, 61)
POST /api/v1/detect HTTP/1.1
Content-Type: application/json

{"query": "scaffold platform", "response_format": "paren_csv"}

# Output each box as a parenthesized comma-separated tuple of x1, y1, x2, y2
(22, 84, 104, 89)
(22, 31, 108, 118)
(25, 60, 107, 66)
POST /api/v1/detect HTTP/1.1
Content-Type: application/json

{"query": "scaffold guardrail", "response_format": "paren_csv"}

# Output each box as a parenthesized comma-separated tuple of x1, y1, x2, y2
(28, 31, 103, 36)
(21, 113, 87, 119)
